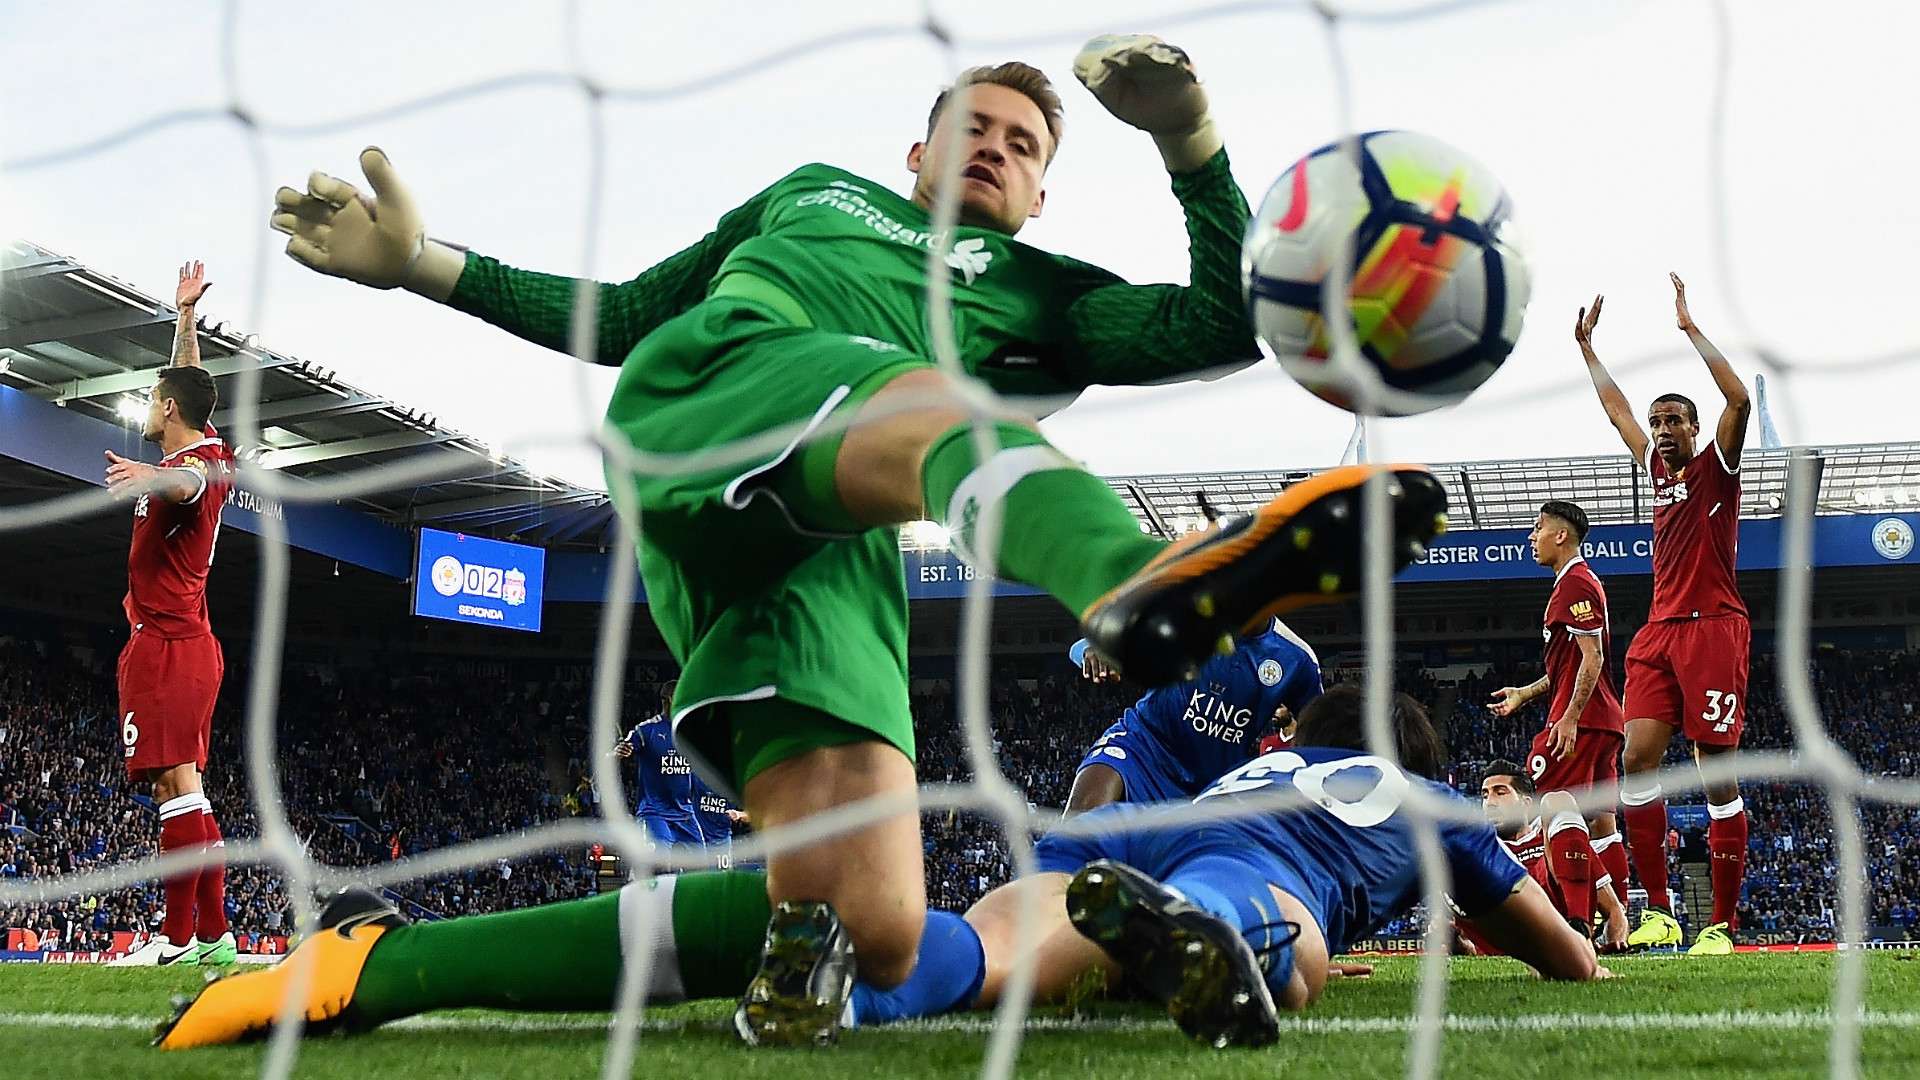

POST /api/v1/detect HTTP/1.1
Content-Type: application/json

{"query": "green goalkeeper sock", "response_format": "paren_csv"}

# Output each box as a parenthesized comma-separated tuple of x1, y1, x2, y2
(351, 869, 771, 1023)
(665, 867, 773, 999)
(920, 421, 1165, 616)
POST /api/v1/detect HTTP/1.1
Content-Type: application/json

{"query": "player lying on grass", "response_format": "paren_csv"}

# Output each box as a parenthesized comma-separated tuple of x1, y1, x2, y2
(1460, 760, 1628, 955)
(954, 687, 1607, 1047)
(269, 32, 1449, 1045)
(158, 688, 1602, 1051)
(1066, 619, 1321, 814)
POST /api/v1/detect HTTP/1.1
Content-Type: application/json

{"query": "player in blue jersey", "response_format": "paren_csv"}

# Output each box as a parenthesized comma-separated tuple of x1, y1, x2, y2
(615, 714, 705, 850)
(843, 686, 1607, 1044)
(693, 787, 748, 870)
(1066, 619, 1323, 813)
(615, 683, 743, 867)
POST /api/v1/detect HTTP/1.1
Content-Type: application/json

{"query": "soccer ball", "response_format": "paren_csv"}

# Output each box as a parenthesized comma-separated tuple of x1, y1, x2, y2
(1242, 130, 1530, 416)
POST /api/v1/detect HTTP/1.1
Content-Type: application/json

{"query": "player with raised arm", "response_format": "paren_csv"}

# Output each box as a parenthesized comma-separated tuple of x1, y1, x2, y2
(1575, 275, 1752, 955)
(1465, 760, 1628, 952)
(156, 688, 1602, 1052)
(106, 261, 239, 968)
(1487, 500, 1630, 949)
(615, 682, 747, 869)
(1066, 619, 1322, 813)
(226, 34, 1447, 1047)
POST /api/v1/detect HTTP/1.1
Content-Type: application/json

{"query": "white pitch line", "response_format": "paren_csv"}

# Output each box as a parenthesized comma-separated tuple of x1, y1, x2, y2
(4, 1009, 1920, 1037)
(900, 1011, 1920, 1036)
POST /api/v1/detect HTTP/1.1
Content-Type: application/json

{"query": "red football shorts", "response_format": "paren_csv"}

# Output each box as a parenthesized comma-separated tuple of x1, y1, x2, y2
(1458, 860, 1560, 957)
(1623, 615, 1751, 746)
(1527, 727, 1623, 798)
(117, 629, 223, 777)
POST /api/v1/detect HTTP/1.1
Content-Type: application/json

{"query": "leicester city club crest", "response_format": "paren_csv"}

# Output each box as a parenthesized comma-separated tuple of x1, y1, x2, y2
(1258, 659, 1283, 686)
(431, 555, 463, 596)
(1872, 518, 1914, 561)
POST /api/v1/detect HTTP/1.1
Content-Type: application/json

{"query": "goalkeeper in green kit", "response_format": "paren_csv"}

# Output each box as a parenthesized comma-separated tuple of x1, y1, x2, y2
(160, 36, 1447, 1050)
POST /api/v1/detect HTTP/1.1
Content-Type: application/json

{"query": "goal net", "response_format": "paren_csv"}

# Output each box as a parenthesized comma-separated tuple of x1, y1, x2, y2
(1, 3, 1915, 1079)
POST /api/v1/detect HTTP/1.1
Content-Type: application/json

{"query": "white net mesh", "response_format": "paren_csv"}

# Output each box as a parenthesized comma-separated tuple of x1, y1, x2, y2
(2, 2, 1917, 1078)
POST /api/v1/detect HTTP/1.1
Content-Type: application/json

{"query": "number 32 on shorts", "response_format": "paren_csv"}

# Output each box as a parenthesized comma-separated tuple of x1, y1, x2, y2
(1702, 689, 1739, 734)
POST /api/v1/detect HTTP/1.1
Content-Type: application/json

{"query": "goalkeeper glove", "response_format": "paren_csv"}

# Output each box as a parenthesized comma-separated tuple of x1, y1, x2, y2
(1073, 34, 1224, 174)
(269, 147, 465, 301)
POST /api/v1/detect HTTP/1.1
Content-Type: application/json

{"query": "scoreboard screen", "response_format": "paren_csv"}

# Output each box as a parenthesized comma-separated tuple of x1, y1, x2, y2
(412, 528, 546, 633)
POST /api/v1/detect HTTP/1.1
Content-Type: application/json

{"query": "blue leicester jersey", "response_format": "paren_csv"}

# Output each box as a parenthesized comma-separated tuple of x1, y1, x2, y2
(692, 783, 734, 849)
(625, 715, 698, 823)
(1075, 620, 1324, 801)
(1194, 746, 1528, 955)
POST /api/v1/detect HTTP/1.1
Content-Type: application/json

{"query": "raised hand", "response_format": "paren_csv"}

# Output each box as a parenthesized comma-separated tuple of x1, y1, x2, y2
(1670, 272, 1695, 331)
(1574, 294, 1604, 349)
(270, 147, 425, 290)
(1072, 34, 1221, 172)
(1074, 35, 1205, 134)
(175, 260, 211, 308)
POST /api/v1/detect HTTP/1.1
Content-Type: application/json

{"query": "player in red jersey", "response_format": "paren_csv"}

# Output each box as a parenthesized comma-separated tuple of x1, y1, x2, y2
(1463, 761, 1628, 952)
(1487, 500, 1631, 951)
(1576, 274, 1751, 956)
(103, 261, 239, 968)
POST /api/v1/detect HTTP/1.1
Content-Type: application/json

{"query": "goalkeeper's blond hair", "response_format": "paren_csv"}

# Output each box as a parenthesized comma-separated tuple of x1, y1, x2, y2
(927, 62, 1065, 160)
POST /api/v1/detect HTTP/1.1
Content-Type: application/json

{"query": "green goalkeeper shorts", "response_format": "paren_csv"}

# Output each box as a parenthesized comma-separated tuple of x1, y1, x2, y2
(603, 293, 933, 798)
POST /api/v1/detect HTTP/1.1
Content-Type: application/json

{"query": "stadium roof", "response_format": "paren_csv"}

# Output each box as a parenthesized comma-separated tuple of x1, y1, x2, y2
(0, 240, 614, 545)
(6, 240, 1918, 554)
(1102, 442, 1920, 545)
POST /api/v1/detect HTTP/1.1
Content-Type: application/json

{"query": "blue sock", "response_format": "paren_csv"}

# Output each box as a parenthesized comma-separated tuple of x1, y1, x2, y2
(1165, 854, 1297, 990)
(848, 911, 985, 1026)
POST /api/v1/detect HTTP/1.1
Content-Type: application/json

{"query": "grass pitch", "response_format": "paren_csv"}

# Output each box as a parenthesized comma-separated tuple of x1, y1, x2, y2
(1, 953, 1917, 1079)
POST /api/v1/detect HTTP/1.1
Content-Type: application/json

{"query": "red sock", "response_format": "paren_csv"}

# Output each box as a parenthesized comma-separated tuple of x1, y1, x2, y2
(1621, 783, 1672, 912)
(1546, 814, 1597, 927)
(1707, 798, 1748, 929)
(195, 802, 229, 941)
(1594, 830, 1632, 909)
(157, 794, 205, 945)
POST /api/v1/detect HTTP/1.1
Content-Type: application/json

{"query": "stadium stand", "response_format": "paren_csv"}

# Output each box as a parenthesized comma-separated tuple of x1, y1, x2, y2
(5, 627, 1918, 952)
(1, 634, 597, 950)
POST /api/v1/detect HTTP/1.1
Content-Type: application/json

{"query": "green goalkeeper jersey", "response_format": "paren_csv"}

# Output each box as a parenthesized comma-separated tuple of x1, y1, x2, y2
(448, 150, 1259, 395)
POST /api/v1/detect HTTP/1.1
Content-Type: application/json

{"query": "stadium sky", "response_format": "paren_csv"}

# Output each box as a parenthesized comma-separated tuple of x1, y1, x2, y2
(3, 0, 1916, 491)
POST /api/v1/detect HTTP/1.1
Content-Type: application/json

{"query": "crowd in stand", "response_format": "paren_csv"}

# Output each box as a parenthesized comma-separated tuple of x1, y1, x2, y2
(1, 639, 594, 948)
(5, 629, 1919, 951)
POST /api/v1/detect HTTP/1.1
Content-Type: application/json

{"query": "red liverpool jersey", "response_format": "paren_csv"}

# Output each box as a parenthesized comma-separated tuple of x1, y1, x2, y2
(124, 427, 234, 638)
(1646, 441, 1746, 622)
(1500, 820, 1612, 901)
(1542, 558, 1624, 733)
(1501, 821, 1547, 883)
